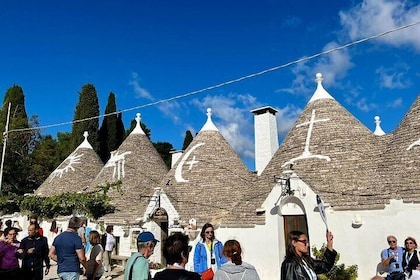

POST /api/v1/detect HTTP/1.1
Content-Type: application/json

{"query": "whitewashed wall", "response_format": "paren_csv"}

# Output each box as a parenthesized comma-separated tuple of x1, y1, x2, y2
(5, 192, 420, 280)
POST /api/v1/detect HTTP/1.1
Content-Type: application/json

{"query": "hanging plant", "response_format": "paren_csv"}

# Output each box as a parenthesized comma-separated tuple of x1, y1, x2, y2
(1, 181, 121, 219)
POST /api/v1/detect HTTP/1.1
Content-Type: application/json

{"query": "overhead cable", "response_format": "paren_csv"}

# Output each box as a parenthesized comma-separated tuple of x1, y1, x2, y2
(8, 20, 420, 134)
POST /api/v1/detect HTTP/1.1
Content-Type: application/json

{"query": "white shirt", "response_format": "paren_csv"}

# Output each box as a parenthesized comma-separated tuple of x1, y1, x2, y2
(105, 233, 115, 252)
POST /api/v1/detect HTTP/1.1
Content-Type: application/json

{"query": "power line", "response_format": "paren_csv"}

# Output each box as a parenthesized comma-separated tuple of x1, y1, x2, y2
(8, 20, 420, 134)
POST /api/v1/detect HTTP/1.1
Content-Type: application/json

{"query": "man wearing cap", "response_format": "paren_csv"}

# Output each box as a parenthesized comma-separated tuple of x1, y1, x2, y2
(124, 231, 159, 280)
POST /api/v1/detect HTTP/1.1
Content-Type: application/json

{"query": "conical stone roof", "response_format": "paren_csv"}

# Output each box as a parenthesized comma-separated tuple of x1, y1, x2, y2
(35, 131, 103, 196)
(258, 74, 387, 210)
(159, 109, 260, 227)
(380, 94, 420, 203)
(89, 113, 168, 224)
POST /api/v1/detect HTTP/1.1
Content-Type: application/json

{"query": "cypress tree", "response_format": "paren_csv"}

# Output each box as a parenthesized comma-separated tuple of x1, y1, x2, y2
(153, 141, 173, 169)
(98, 93, 124, 162)
(182, 130, 194, 150)
(72, 84, 100, 151)
(0, 85, 33, 194)
(116, 112, 125, 147)
(125, 118, 151, 139)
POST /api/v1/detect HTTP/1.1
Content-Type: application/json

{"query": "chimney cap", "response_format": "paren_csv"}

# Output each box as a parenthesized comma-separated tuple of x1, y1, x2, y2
(250, 106, 278, 115)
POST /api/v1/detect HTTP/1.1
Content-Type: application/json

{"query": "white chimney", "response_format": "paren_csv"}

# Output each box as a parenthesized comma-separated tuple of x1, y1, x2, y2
(251, 106, 279, 175)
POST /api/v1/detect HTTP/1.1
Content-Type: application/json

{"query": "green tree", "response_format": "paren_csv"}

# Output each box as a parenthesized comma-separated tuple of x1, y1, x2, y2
(125, 118, 151, 139)
(30, 135, 61, 186)
(56, 132, 73, 162)
(0, 85, 37, 194)
(182, 130, 194, 150)
(116, 112, 125, 149)
(153, 141, 173, 169)
(98, 93, 124, 162)
(72, 84, 100, 152)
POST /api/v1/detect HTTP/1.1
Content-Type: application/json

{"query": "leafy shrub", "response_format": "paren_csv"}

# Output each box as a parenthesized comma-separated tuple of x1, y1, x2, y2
(0, 181, 121, 219)
(313, 244, 358, 280)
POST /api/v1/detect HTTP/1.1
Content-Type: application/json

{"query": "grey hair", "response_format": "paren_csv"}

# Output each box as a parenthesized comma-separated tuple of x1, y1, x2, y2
(137, 241, 154, 251)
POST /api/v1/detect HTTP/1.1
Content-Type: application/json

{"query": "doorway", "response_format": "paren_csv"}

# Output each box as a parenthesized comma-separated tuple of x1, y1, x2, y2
(283, 215, 308, 248)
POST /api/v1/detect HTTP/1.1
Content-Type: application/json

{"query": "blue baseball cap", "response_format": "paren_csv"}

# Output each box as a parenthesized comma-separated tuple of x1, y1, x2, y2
(137, 231, 159, 243)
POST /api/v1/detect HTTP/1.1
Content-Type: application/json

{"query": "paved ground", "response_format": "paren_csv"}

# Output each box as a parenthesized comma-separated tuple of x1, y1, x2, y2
(45, 261, 125, 280)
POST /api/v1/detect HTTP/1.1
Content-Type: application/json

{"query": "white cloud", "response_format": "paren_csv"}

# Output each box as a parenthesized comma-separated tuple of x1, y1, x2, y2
(190, 93, 260, 162)
(128, 72, 154, 100)
(375, 65, 411, 89)
(355, 97, 378, 112)
(282, 0, 420, 113)
(276, 42, 353, 97)
(189, 93, 304, 164)
(313, 42, 354, 85)
(339, 0, 420, 51)
(276, 63, 313, 96)
(386, 97, 403, 109)
(157, 100, 183, 124)
(276, 104, 302, 138)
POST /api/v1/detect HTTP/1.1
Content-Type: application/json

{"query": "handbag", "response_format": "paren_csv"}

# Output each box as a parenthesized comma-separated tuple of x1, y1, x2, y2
(201, 268, 214, 280)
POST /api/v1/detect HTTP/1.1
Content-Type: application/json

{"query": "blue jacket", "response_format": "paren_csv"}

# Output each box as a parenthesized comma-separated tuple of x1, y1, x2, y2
(194, 240, 226, 274)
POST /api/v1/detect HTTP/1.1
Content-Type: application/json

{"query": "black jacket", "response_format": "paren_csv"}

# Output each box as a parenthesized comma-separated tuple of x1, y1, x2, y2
(402, 250, 420, 277)
(281, 249, 337, 280)
(17, 234, 50, 270)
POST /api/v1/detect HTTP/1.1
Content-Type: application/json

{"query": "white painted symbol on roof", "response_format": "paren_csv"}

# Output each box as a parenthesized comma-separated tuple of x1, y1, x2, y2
(186, 156, 199, 170)
(407, 139, 420, 151)
(105, 150, 132, 179)
(175, 143, 205, 183)
(49, 152, 83, 182)
(282, 109, 331, 167)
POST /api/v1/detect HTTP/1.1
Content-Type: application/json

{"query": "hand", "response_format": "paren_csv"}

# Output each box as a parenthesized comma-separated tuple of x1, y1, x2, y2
(326, 231, 334, 250)
(28, 247, 35, 254)
(45, 268, 49, 275)
(326, 231, 334, 242)
(16, 249, 24, 254)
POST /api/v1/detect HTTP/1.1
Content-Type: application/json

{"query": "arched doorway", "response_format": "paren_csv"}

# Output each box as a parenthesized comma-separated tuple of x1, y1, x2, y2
(280, 196, 308, 248)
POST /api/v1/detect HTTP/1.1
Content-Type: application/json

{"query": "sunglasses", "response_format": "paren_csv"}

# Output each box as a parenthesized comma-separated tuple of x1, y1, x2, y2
(388, 240, 397, 244)
(296, 239, 309, 246)
(205, 231, 214, 234)
(405, 241, 415, 245)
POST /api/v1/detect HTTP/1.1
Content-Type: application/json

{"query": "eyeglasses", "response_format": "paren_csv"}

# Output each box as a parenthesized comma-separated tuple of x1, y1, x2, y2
(405, 242, 415, 245)
(388, 240, 397, 244)
(205, 231, 214, 235)
(296, 239, 309, 246)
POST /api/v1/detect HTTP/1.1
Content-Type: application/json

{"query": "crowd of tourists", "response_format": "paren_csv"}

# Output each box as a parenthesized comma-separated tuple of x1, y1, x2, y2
(0, 216, 116, 280)
(1, 216, 340, 280)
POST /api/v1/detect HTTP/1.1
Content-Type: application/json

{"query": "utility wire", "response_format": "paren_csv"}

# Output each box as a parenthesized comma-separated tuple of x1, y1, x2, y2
(8, 20, 420, 134)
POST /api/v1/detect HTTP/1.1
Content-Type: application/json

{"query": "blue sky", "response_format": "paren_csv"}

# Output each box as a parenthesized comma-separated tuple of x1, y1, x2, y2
(0, 0, 419, 170)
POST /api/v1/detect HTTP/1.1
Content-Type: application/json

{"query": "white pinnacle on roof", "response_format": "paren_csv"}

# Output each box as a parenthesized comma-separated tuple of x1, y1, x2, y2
(307, 73, 334, 104)
(77, 131, 93, 149)
(373, 116, 386, 136)
(200, 108, 219, 131)
(131, 113, 146, 135)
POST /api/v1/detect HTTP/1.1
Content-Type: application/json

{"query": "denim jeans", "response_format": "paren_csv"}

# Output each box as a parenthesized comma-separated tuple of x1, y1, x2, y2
(58, 271, 80, 280)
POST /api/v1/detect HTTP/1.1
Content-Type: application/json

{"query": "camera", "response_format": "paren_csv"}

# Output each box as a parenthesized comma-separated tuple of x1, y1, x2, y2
(211, 258, 215, 265)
